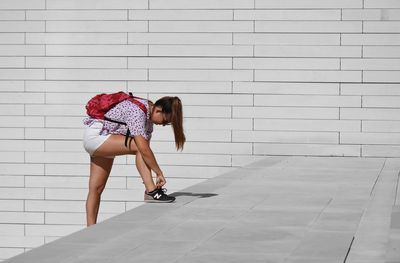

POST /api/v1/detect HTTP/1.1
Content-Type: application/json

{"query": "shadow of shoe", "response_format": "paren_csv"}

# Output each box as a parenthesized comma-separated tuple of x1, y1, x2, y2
(170, 192, 218, 198)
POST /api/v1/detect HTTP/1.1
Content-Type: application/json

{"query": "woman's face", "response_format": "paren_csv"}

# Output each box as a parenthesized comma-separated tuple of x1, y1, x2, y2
(151, 106, 171, 126)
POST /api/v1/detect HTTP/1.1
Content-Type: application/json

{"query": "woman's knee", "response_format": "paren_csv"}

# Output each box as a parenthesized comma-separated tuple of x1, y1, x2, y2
(126, 137, 139, 154)
(89, 182, 106, 195)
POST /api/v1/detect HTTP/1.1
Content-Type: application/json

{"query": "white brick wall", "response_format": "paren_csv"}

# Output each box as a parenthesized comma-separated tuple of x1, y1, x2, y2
(0, 0, 399, 260)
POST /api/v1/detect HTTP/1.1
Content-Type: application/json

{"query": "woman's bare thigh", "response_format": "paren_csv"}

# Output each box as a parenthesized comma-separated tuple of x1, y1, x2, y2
(93, 134, 138, 157)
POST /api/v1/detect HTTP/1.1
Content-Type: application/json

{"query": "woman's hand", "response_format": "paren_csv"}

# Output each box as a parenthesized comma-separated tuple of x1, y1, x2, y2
(156, 173, 166, 188)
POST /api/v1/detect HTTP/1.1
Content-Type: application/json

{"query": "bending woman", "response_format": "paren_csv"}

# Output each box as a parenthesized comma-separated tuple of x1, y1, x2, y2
(83, 95, 185, 226)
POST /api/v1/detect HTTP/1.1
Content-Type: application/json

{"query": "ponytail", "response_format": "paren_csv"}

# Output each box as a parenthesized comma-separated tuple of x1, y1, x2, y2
(154, 96, 186, 151)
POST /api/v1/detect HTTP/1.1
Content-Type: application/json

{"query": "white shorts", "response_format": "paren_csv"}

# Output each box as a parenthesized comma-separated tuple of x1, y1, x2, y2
(83, 121, 113, 158)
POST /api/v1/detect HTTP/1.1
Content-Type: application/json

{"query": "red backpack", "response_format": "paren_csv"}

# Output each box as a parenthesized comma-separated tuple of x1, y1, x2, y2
(86, 91, 147, 119)
(85, 91, 148, 147)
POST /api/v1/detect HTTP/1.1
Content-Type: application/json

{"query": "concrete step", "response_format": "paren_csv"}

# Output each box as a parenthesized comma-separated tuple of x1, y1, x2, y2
(4, 157, 399, 263)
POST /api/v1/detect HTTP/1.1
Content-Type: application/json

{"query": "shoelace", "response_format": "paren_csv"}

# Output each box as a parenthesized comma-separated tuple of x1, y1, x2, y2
(146, 188, 168, 195)
(158, 188, 168, 195)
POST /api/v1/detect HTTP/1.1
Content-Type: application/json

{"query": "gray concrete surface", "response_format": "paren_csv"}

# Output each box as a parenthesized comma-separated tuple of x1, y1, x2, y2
(4, 156, 400, 263)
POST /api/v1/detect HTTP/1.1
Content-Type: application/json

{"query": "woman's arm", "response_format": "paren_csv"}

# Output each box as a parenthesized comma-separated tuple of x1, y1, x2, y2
(133, 135, 165, 186)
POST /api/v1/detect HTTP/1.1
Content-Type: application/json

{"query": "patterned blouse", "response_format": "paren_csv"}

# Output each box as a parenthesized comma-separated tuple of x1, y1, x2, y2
(84, 98, 153, 140)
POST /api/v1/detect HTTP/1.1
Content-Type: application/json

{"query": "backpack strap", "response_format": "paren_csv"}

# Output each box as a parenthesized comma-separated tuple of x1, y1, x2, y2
(125, 128, 131, 148)
(127, 92, 148, 115)
(103, 117, 126, 126)
(103, 117, 131, 147)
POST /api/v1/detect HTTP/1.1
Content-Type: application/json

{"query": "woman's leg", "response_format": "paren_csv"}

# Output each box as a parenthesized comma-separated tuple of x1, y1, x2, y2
(93, 134, 138, 157)
(93, 134, 157, 192)
(136, 151, 157, 192)
(86, 156, 114, 226)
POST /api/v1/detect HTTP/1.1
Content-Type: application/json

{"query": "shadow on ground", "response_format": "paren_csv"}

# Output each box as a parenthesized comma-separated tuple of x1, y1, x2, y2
(171, 192, 218, 198)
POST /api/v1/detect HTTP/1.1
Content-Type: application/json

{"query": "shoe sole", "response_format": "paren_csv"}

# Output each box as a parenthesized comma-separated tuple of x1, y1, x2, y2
(144, 199, 175, 203)
(144, 195, 175, 203)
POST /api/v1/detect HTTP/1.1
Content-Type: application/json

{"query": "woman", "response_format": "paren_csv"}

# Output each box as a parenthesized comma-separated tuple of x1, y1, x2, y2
(83, 95, 185, 226)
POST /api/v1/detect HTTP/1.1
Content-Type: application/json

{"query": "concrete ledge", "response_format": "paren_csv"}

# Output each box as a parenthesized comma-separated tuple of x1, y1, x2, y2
(4, 156, 399, 263)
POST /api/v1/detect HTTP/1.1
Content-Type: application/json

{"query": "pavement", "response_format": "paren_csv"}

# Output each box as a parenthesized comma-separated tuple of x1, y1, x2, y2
(4, 156, 400, 263)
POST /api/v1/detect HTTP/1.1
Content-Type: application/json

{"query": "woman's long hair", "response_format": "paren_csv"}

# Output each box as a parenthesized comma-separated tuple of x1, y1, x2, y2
(154, 96, 186, 150)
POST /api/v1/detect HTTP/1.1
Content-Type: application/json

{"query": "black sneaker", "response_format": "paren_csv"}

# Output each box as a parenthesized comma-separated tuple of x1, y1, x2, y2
(144, 188, 176, 203)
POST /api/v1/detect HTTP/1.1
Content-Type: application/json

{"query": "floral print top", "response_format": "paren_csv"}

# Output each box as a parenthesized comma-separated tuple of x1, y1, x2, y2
(84, 98, 153, 140)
